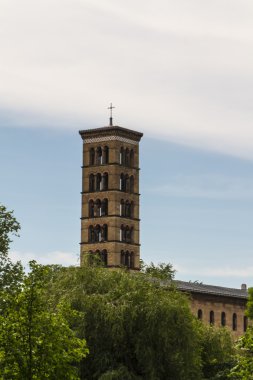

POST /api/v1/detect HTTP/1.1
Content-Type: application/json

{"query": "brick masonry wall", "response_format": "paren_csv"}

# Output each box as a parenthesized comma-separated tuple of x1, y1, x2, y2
(80, 128, 142, 270)
(189, 292, 247, 337)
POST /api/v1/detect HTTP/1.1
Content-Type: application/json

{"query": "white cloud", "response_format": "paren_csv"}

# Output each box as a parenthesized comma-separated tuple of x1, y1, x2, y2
(177, 264, 253, 279)
(148, 174, 253, 200)
(9, 250, 79, 267)
(1, 0, 253, 158)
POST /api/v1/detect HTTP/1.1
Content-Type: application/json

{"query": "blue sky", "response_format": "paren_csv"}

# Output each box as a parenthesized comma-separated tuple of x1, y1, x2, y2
(1, 0, 253, 288)
(1, 126, 253, 288)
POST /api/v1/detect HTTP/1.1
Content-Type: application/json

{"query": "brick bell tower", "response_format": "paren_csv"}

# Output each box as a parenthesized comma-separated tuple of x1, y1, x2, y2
(79, 106, 143, 270)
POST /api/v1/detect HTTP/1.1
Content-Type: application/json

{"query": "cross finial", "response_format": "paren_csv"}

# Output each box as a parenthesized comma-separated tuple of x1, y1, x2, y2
(107, 103, 115, 126)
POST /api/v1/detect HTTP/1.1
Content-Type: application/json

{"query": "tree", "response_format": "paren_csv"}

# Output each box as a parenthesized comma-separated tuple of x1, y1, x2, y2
(0, 204, 20, 257)
(228, 287, 253, 379)
(140, 261, 175, 281)
(0, 261, 88, 379)
(198, 323, 234, 379)
(0, 204, 23, 295)
(245, 287, 253, 320)
(228, 329, 253, 379)
(52, 265, 202, 380)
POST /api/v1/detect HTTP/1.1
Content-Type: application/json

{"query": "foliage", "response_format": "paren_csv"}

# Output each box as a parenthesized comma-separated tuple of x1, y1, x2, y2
(0, 204, 20, 257)
(228, 328, 253, 379)
(228, 287, 253, 379)
(246, 287, 253, 319)
(198, 323, 235, 379)
(98, 365, 139, 380)
(0, 261, 88, 379)
(0, 204, 238, 379)
(0, 204, 23, 298)
(140, 260, 175, 281)
(52, 265, 202, 380)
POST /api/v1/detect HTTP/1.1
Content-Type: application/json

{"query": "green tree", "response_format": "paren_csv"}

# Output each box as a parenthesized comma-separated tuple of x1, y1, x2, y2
(0, 261, 88, 379)
(140, 260, 175, 281)
(228, 329, 253, 380)
(0, 204, 23, 296)
(198, 323, 234, 379)
(245, 287, 253, 320)
(228, 287, 253, 379)
(0, 204, 20, 257)
(52, 265, 202, 380)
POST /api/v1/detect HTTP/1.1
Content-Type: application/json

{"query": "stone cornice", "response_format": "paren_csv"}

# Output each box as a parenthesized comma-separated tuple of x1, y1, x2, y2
(79, 125, 143, 143)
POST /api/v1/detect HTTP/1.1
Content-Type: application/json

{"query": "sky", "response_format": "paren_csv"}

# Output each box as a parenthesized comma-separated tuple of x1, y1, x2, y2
(1, 0, 253, 288)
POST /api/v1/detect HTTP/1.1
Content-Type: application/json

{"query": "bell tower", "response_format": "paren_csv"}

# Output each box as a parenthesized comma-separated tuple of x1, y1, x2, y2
(79, 112, 143, 270)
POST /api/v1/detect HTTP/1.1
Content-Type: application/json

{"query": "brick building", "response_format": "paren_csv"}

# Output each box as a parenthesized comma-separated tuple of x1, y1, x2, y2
(176, 281, 248, 337)
(79, 118, 248, 337)
(79, 119, 143, 269)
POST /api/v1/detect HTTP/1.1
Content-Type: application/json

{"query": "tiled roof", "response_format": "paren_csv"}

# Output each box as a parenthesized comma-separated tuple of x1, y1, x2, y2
(175, 280, 248, 300)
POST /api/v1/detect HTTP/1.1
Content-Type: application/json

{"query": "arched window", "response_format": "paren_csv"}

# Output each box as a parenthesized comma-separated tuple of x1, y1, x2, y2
(89, 174, 95, 192)
(120, 174, 125, 191)
(120, 250, 134, 269)
(100, 249, 108, 266)
(120, 225, 124, 241)
(96, 147, 103, 165)
(120, 225, 133, 243)
(102, 224, 108, 241)
(88, 226, 94, 242)
(130, 201, 134, 218)
(102, 173, 108, 190)
(130, 252, 134, 269)
(130, 227, 134, 243)
(94, 224, 101, 242)
(130, 176, 134, 193)
(89, 200, 94, 217)
(125, 175, 129, 192)
(244, 316, 248, 332)
(120, 199, 125, 216)
(120, 147, 124, 165)
(89, 148, 95, 165)
(101, 199, 108, 216)
(125, 200, 131, 217)
(125, 250, 130, 267)
(232, 313, 237, 331)
(210, 311, 214, 325)
(125, 148, 130, 166)
(130, 149, 134, 167)
(125, 226, 130, 242)
(197, 309, 203, 320)
(96, 173, 102, 191)
(94, 199, 101, 217)
(221, 312, 226, 327)
(123, 200, 134, 218)
(103, 146, 109, 164)
(121, 250, 125, 265)
(95, 249, 101, 263)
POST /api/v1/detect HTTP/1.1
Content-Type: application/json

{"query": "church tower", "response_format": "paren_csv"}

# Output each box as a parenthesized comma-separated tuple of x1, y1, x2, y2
(79, 110, 143, 270)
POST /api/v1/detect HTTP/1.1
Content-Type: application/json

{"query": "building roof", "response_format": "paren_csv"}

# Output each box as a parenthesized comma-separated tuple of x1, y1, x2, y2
(175, 280, 248, 300)
(79, 125, 143, 142)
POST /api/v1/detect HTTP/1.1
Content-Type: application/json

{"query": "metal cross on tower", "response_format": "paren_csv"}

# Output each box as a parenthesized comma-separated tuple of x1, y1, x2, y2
(107, 103, 115, 126)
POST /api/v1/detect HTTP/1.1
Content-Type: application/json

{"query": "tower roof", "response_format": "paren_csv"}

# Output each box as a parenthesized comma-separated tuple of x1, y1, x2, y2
(79, 125, 143, 143)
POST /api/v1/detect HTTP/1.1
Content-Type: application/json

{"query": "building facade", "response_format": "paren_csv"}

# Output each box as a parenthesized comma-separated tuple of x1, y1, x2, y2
(79, 124, 143, 270)
(176, 281, 248, 337)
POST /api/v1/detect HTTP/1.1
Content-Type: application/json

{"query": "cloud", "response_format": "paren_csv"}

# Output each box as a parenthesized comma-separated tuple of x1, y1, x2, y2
(177, 264, 253, 279)
(148, 174, 253, 200)
(1, 0, 253, 158)
(9, 250, 79, 267)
